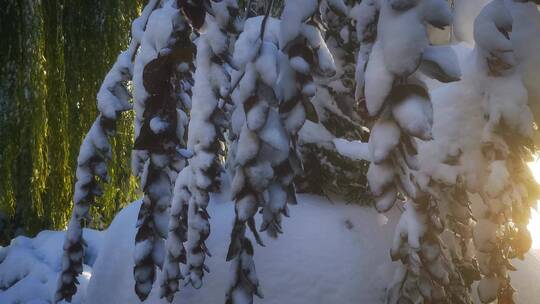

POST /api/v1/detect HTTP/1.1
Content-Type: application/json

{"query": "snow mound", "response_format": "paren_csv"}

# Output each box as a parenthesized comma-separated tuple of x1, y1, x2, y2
(0, 229, 103, 303)
(87, 193, 400, 303)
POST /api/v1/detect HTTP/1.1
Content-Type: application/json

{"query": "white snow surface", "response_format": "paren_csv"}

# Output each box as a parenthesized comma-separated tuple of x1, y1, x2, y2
(0, 229, 103, 304)
(1, 192, 400, 304)
(333, 138, 371, 161)
(2, 193, 540, 303)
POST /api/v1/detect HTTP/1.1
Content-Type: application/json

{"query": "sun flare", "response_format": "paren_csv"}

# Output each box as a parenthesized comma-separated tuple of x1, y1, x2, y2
(527, 160, 540, 249)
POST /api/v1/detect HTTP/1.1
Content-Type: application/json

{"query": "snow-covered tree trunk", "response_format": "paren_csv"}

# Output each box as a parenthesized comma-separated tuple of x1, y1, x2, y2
(54, 2, 159, 302)
(131, 1, 194, 300)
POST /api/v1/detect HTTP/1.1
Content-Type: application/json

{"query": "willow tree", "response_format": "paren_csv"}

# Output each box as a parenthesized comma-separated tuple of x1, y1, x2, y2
(0, 0, 143, 244)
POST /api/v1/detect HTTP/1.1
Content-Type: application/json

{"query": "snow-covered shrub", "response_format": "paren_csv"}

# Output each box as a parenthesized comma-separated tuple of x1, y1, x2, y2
(2, 229, 103, 303)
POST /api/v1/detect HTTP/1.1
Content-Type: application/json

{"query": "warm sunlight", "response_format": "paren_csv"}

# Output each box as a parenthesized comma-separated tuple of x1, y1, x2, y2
(528, 160, 540, 249)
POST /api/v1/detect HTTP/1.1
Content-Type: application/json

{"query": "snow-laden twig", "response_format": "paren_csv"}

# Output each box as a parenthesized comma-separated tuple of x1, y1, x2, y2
(225, 0, 340, 301)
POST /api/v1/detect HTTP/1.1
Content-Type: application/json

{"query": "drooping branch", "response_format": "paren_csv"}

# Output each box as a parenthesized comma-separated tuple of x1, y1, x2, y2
(131, 0, 196, 300)
(272, 0, 337, 233)
(181, 0, 240, 292)
(157, 1, 207, 301)
(225, 9, 280, 303)
(160, 168, 191, 302)
(224, 0, 339, 302)
(297, 0, 371, 201)
(54, 1, 159, 302)
(357, 0, 463, 303)
(466, 3, 539, 302)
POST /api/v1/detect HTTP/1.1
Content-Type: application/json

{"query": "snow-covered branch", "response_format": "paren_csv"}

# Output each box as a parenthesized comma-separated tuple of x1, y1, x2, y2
(226, 13, 282, 303)
(181, 0, 240, 294)
(54, 1, 159, 302)
(357, 0, 464, 302)
(131, 0, 194, 300)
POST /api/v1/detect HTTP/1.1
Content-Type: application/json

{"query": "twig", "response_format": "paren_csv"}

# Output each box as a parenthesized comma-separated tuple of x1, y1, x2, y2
(245, 0, 255, 18)
(259, 0, 275, 43)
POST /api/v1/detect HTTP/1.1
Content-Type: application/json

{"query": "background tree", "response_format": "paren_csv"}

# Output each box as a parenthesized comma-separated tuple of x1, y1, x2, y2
(0, 0, 143, 244)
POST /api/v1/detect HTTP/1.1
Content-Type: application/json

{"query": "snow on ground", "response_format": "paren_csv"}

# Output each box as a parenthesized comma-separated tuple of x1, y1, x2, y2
(0, 229, 103, 304)
(87, 192, 400, 304)
(1, 192, 540, 303)
(511, 251, 540, 304)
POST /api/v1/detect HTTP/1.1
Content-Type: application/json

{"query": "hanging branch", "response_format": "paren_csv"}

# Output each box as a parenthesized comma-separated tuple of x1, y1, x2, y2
(225, 0, 338, 302)
(357, 1, 466, 303)
(181, 0, 240, 292)
(270, 0, 337, 234)
(54, 1, 159, 302)
(159, 168, 191, 302)
(224, 3, 278, 303)
(432, 180, 480, 303)
(157, 1, 208, 302)
(467, 3, 538, 302)
(131, 0, 198, 300)
(223, 0, 274, 104)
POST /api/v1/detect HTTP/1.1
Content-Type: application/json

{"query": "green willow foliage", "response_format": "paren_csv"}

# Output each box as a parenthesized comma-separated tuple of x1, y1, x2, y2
(0, 0, 144, 244)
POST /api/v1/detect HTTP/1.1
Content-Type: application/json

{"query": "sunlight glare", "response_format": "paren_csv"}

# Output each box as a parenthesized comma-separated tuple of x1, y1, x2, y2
(527, 159, 540, 249)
